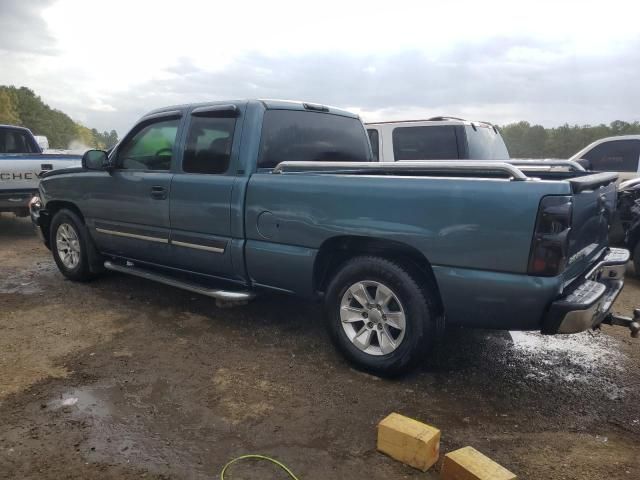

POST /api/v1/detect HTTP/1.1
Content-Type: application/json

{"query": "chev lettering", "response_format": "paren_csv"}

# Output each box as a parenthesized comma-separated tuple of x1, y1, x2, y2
(0, 172, 37, 181)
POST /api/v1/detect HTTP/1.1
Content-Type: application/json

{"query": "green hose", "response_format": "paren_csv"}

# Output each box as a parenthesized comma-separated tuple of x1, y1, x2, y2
(220, 454, 300, 480)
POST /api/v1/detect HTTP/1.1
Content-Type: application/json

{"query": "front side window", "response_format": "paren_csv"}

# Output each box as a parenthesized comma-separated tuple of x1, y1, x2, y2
(0, 129, 37, 154)
(183, 116, 236, 174)
(392, 126, 458, 160)
(367, 129, 380, 161)
(258, 110, 371, 169)
(583, 140, 640, 172)
(117, 118, 179, 171)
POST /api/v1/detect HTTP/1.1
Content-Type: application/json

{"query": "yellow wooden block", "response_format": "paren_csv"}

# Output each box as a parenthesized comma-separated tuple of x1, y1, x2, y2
(441, 446, 517, 480)
(377, 412, 440, 471)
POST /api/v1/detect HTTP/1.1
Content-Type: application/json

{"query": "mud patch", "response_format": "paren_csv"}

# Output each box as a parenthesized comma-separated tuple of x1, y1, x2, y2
(1, 216, 639, 479)
(212, 367, 293, 424)
(0, 303, 125, 399)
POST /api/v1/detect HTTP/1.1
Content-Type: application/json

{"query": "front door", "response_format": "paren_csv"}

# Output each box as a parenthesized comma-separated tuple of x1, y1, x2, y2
(90, 114, 182, 265)
(168, 105, 241, 279)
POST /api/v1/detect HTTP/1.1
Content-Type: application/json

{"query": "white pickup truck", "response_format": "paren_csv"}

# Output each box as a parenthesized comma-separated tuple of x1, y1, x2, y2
(0, 124, 80, 216)
(570, 135, 640, 181)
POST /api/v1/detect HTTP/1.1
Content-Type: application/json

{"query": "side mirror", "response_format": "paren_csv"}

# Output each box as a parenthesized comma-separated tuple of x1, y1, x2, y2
(575, 158, 592, 171)
(82, 149, 109, 170)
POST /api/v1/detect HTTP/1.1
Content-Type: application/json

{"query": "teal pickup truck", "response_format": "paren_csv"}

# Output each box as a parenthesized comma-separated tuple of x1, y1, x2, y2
(30, 100, 638, 374)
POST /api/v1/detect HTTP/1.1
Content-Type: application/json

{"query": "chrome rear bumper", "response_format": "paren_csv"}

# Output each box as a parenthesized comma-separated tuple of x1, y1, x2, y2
(542, 248, 629, 334)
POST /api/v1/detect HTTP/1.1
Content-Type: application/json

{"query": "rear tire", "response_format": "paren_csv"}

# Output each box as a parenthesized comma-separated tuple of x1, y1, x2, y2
(324, 256, 437, 376)
(50, 209, 95, 282)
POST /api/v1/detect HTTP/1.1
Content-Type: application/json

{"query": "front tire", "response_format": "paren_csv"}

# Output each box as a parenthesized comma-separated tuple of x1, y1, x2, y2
(50, 209, 94, 281)
(324, 256, 437, 376)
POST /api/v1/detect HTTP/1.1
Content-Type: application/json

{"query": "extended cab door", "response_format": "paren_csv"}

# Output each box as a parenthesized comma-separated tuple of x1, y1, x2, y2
(168, 104, 243, 279)
(90, 112, 182, 264)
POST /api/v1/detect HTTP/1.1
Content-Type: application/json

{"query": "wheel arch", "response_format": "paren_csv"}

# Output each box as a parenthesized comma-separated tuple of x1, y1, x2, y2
(313, 235, 444, 317)
(42, 200, 86, 246)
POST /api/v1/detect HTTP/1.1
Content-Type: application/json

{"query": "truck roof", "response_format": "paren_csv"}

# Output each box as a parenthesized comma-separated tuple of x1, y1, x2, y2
(144, 99, 360, 120)
(0, 124, 33, 133)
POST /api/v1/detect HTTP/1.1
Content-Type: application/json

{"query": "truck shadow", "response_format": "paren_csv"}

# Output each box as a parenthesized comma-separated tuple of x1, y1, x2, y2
(93, 270, 634, 406)
(0, 214, 36, 240)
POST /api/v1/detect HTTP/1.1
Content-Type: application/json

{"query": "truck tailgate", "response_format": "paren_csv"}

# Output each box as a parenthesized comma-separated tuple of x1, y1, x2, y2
(564, 172, 618, 286)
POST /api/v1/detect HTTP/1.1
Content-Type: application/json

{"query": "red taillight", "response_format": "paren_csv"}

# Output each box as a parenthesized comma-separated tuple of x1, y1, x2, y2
(528, 195, 572, 276)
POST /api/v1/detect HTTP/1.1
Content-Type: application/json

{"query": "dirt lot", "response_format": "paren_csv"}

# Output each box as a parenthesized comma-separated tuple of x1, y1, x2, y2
(1, 214, 639, 480)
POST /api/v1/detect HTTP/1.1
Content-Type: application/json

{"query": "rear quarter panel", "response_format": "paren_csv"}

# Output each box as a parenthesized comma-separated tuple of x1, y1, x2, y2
(245, 173, 571, 328)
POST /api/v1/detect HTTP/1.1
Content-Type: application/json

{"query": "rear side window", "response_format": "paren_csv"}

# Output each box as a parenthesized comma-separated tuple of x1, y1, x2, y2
(117, 118, 179, 171)
(258, 110, 371, 169)
(392, 126, 458, 160)
(0, 129, 37, 154)
(367, 129, 380, 161)
(183, 116, 236, 174)
(583, 140, 640, 172)
(465, 125, 510, 160)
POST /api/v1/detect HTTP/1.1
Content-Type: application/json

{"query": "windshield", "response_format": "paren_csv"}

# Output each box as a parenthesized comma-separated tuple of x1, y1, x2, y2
(465, 125, 510, 160)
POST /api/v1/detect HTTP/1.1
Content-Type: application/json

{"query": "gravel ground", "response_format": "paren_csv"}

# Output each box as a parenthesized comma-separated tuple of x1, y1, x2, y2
(1, 214, 639, 479)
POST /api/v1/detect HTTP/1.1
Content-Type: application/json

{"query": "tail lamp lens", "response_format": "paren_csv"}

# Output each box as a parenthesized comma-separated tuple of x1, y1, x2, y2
(528, 195, 572, 276)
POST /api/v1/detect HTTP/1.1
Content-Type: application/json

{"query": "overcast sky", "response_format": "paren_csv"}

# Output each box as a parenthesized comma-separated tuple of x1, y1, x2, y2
(1, 0, 639, 135)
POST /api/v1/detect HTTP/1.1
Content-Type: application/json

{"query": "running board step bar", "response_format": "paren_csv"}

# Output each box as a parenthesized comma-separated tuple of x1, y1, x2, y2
(103, 260, 255, 303)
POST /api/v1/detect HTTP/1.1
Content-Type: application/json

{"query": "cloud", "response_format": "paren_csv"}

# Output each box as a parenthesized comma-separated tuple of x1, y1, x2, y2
(1, 0, 639, 136)
(0, 0, 57, 54)
(57, 36, 639, 135)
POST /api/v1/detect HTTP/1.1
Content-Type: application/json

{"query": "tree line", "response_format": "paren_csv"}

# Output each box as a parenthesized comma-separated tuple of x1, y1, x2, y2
(500, 120, 640, 158)
(0, 86, 118, 150)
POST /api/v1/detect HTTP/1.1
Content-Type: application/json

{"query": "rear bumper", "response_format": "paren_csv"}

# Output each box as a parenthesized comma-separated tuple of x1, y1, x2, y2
(542, 248, 629, 334)
(0, 189, 35, 212)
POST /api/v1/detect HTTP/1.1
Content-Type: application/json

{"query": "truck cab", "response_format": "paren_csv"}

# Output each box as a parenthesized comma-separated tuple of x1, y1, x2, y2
(365, 117, 510, 162)
(570, 135, 640, 181)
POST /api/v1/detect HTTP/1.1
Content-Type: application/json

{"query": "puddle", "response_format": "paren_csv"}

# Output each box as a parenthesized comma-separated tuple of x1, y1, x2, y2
(0, 263, 55, 294)
(50, 388, 110, 418)
(48, 383, 209, 478)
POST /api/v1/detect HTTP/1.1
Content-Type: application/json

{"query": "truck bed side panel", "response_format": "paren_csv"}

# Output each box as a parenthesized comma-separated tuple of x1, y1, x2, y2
(245, 173, 569, 326)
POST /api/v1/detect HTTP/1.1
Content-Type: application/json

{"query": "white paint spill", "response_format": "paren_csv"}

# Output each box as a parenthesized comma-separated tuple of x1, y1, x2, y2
(507, 330, 627, 399)
(509, 331, 623, 365)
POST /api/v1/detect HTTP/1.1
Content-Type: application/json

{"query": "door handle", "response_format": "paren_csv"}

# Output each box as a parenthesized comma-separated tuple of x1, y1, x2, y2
(150, 186, 167, 200)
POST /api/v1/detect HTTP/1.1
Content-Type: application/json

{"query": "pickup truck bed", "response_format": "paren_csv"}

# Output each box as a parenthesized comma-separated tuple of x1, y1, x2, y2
(30, 99, 636, 374)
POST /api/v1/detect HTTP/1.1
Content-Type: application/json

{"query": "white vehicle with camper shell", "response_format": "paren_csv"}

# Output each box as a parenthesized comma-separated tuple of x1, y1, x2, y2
(365, 117, 510, 163)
